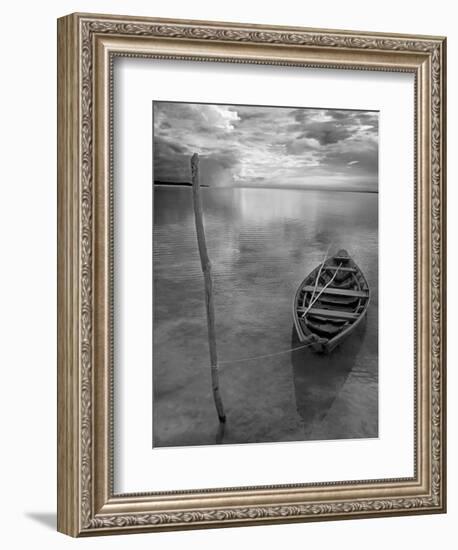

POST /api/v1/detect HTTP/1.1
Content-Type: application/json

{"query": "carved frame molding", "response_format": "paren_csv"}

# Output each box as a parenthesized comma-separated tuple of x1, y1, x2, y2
(57, 13, 446, 536)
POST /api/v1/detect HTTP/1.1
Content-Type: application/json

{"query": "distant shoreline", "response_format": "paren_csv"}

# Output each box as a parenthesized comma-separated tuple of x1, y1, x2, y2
(235, 185, 378, 194)
(154, 180, 209, 188)
(154, 181, 378, 194)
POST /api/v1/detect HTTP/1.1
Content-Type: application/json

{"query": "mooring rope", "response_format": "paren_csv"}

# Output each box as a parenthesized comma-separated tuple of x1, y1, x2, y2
(308, 244, 331, 307)
(219, 248, 339, 366)
(301, 262, 343, 318)
(219, 341, 316, 365)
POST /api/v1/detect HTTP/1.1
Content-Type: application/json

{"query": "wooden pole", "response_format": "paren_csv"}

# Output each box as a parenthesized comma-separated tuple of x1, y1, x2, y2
(191, 153, 226, 423)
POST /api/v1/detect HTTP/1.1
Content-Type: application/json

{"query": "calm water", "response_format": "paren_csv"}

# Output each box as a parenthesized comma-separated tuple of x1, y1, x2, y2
(153, 186, 378, 447)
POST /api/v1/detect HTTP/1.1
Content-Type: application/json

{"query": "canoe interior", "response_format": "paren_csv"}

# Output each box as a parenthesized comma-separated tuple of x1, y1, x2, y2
(293, 249, 370, 353)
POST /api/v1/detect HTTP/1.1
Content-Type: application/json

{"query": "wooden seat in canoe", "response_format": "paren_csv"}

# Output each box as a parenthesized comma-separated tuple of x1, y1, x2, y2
(323, 265, 356, 273)
(302, 285, 368, 298)
(297, 307, 360, 320)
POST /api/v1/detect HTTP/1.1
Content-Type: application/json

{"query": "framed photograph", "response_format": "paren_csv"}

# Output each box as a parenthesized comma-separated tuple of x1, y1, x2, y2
(57, 13, 446, 536)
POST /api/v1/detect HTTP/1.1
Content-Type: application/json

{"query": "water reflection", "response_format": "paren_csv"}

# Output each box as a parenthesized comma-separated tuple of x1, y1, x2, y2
(215, 421, 226, 445)
(290, 320, 368, 439)
(153, 186, 378, 447)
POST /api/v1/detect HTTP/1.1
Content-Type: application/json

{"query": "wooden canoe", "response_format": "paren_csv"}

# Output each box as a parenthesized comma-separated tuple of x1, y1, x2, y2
(293, 249, 370, 353)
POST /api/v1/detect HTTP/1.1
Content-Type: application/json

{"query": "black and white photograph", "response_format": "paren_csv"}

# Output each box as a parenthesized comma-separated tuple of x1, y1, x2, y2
(152, 100, 379, 448)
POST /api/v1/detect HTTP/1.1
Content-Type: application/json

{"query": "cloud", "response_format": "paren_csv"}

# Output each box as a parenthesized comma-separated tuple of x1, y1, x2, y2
(298, 122, 353, 145)
(153, 102, 379, 191)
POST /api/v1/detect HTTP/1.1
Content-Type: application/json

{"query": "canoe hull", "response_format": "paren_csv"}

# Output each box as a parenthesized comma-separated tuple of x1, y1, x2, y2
(293, 250, 370, 354)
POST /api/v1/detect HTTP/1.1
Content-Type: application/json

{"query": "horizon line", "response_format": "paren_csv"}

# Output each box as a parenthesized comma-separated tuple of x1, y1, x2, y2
(154, 180, 378, 194)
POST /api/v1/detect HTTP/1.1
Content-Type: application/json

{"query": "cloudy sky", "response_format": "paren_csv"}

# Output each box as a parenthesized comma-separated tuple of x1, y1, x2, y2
(153, 102, 378, 192)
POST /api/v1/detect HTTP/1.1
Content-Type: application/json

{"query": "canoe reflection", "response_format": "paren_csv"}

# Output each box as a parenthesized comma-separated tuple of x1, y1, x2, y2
(291, 319, 367, 438)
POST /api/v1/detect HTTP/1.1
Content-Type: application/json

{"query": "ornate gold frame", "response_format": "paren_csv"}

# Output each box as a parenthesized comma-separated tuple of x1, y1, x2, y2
(57, 13, 446, 537)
